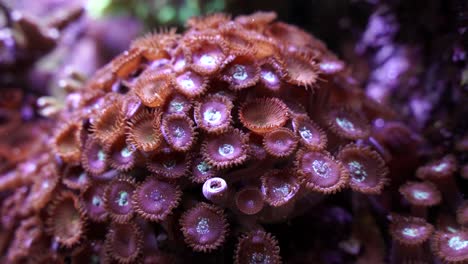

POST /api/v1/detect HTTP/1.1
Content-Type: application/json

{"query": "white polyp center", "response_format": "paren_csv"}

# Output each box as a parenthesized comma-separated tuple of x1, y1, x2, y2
(196, 217, 210, 235)
(97, 150, 106, 161)
(218, 144, 234, 157)
(179, 76, 196, 90)
(232, 65, 248, 81)
(92, 195, 102, 207)
(402, 227, 419, 237)
(42, 181, 50, 190)
(312, 159, 331, 178)
(173, 126, 186, 138)
(319, 61, 344, 73)
(336, 117, 355, 131)
(275, 139, 285, 147)
(170, 101, 184, 112)
(447, 227, 458, 233)
(448, 236, 468, 251)
(116, 191, 129, 207)
(299, 126, 313, 140)
(163, 160, 176, 169)
(120, 147, 132, 158)
(273, 184, 291, 198)
(261, 71, 278, 84)
(348, 161, 367, 182)
(197, 161, 211, 174)
(432, 162, 448, 172)
(251, 252, 270, 263)
(413, 190, 430, 200)
(204, 108, 222, 124)
(199, 54, 217, 68)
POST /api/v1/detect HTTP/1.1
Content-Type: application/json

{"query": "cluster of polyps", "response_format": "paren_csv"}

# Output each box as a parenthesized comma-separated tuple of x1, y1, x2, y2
(0, 11, 410, 263)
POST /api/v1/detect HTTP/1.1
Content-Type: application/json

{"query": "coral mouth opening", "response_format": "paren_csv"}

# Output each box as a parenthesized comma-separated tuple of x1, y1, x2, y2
(263, 127, 298, 158)
(147, 152, 190, 179)
(133, 178, 181, 222)
(202, 129, 248, 169)
(297, 150, 349, 194)
(190, 40, 226, 75)
(390, 214, 434, 246)
(105, 222, 142, 263)
(161, 113, 196, 152)
(221, 55, 260, 90)
(82, 183, 108, 222)
(432, 229, 468, 263)
(104, 177, 136, 223)
(191, 156, 217, 183)
(82, 139, 108, 177)
(292, 116, 327, 151)
(107, 135, 136, 171)
(180, 202, 228, 252)
(195, 94, 233, 134)
(261, 169, 300, 207)
(235, 187, 264, 215)
(399, 181, 441, 207)
(337, 144, 388, 194)
(235, 230, 281, 264)
(175, 70, 208, 98)
(325, 108, 370, 140)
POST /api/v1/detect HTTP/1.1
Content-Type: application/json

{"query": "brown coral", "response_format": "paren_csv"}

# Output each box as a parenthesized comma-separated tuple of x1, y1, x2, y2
(0, 11, 405, 263)
(90, 100, 126, 145)
(46, 192, 85, 248)
(239, 97, 289, 134)
(126, 109, 162, 152)
(52, 122, 82, 164)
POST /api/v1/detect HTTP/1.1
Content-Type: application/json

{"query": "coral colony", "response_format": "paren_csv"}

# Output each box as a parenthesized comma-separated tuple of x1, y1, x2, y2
(0, 10, 467, 264)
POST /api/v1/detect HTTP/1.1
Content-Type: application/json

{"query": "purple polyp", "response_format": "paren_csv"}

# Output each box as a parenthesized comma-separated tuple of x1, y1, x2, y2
(203, 177, 228, 204)
(164, 117, 193, 150)
(84, 185, 107, 221)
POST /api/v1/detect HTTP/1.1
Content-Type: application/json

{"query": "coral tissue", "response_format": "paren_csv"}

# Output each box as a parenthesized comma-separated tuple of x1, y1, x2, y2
(1, 11, 467, 264)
